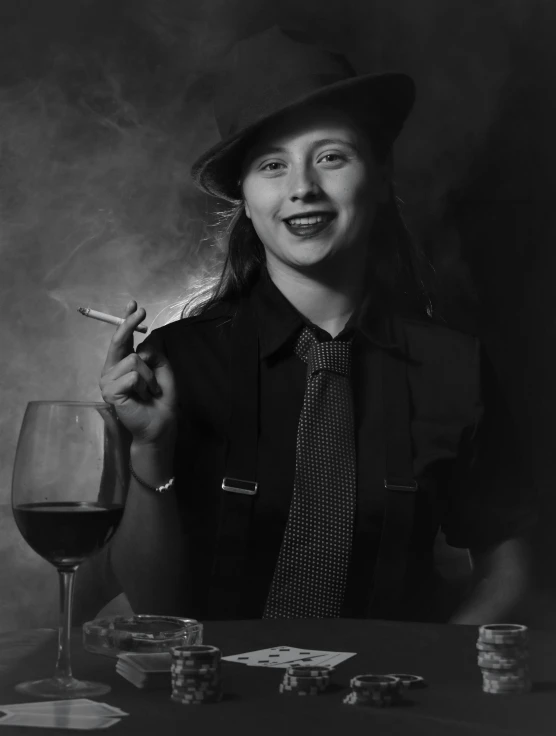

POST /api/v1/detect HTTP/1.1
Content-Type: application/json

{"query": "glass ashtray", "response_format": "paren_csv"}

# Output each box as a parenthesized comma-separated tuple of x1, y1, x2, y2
(82, 615, 203, 657)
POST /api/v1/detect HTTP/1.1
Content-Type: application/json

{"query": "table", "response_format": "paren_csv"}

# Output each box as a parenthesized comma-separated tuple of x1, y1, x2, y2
(0, 619, 555, 735)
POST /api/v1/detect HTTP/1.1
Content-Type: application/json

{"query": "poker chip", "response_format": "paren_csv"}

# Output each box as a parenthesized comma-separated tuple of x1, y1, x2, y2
(278, 665, 333, 696)
(342, 687, 401, 707)
(482, 677, 532, 695)
(171, 663, 219, 674)
(279, 683, 320, 696)
(477, 655, 528, 670)
(483, 677, 531, 687)
(171, 690, 223, 704)
(343, 675, 404, 707)
(171, 684, 222, 696)
(343, 692, 369, 706)
(482, 668, 529, 683)
(476, 641, 528, 655)
(482, 677, 531, 694)
(171, 665, 217, 677)
(482, 681, 532, 692)
(386, 673, 427, 689)
(172, 687, 222, 698)
(281, 683, 326, 694)
(483, 681, 531, 691)
(278, 680, 328, 695)
(286, 664, 335, 678)
(476, 624, 531, 696)
(280, 680, 323, 691)
(172, 685, 223, 700)
(172, 686, 222, 697)
(171, 669, 220, 680)
(350, 675, 402, 692)
(171, 644, 221, 666)
(170, 644, 223, 705)
(284, 674, 330, 689)
(173, 675, 222, 690)
(478, 624, 528, 647)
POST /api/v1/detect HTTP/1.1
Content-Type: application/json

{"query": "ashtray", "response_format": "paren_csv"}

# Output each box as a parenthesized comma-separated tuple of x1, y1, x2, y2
(82, 615, 203, 657)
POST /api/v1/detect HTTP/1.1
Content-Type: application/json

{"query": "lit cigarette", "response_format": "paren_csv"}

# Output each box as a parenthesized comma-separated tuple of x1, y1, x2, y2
(77, 307, 148, 334)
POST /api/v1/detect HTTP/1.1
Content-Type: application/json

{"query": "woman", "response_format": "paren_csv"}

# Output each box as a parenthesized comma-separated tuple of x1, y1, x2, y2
(99, 27, 535, 623)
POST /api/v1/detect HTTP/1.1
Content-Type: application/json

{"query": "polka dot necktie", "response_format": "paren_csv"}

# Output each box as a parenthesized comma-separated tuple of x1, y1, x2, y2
(263, 325, 357, 618)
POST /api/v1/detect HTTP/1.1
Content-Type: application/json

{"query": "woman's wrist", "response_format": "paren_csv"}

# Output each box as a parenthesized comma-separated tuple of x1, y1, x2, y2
(130, 436, 176, 490)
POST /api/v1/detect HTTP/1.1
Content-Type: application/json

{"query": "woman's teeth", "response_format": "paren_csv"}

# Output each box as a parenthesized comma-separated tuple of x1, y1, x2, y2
(286, 215, 331, 226)
(283, 213, 335, 238)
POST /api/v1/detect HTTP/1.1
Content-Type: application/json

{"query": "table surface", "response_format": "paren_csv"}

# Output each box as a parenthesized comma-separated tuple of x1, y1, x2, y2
(0, 619, 555, 735)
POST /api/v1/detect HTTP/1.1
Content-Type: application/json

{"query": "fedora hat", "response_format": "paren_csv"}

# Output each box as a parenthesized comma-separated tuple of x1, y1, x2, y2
(191, 26, 415, 203)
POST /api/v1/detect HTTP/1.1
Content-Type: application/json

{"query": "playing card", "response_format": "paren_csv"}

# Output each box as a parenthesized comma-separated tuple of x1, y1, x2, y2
(0, 699, 128, 718)
(116, 652, 172, 690)
(116, 662, 170, 690)
(117, 652, 172, 673)
(0, 712, 120, 729)
(0, 699, 95, 713)
(222, 646, 355, 668)
(222, 646, 321, 667)
(285, 652, 356, 668)
(116, 662, 145, 688)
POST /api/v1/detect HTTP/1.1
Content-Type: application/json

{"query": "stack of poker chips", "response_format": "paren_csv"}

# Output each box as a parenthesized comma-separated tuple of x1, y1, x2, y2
(477, 624, 531, 695)
(170, 644, 223, 705)
(343, 674, 404, 707)
(279, 664, 334, 696)
(387, 673, 427, 691)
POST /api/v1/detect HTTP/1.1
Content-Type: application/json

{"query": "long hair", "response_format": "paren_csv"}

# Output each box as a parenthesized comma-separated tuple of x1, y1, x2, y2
(175, 186, 436, 323)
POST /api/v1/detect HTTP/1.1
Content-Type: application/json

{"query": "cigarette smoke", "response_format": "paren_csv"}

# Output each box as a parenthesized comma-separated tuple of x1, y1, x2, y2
(0, 0, 552, 628)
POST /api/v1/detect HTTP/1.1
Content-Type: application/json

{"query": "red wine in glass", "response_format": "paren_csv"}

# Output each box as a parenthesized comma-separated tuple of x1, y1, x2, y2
(13, 502, 124, 569)
(11, 402, 128, 698)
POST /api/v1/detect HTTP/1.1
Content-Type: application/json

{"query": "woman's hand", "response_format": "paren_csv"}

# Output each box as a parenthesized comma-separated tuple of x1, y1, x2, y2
(99, 301, 177, 445)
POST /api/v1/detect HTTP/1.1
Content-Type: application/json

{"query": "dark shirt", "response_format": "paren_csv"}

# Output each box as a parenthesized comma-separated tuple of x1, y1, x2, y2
(143, 266, 536, 621)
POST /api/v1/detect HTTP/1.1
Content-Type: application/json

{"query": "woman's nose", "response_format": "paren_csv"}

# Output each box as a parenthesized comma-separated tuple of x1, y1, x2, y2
(288, 165, 321, 200)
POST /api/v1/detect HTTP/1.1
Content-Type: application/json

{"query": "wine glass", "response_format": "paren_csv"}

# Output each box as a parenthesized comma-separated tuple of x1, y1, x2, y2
(11, 401, 129, 698)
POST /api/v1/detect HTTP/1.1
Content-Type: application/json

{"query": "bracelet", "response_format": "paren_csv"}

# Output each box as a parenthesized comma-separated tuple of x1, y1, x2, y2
(129, 461, 175, 494)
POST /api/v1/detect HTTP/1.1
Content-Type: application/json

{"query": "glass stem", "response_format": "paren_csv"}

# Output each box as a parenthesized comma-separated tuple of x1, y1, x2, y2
(55, 568, 77, 682)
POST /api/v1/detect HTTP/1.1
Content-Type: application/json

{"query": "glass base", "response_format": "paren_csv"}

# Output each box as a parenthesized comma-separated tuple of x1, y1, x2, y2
(15, 676, 111, 699)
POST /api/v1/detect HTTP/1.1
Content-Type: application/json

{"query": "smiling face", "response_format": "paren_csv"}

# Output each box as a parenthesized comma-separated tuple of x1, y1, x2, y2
(240, 103, 390, 279)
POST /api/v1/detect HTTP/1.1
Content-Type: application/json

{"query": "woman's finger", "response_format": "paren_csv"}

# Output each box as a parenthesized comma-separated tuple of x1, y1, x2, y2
(102, 303, 147, 374)
(100, 352, 160, 397)
(111, 304, 146, 348)
(101, 370, 150, 406)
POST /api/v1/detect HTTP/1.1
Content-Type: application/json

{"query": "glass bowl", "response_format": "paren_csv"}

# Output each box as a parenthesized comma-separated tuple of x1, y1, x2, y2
(82, 615, 203, 657)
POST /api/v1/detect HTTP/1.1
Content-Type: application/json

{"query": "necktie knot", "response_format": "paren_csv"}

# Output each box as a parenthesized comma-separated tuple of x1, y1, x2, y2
(294, 326, 352, 377)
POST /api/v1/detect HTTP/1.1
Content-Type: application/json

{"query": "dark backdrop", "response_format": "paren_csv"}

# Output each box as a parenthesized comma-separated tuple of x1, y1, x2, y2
(1, 0, 555, 630)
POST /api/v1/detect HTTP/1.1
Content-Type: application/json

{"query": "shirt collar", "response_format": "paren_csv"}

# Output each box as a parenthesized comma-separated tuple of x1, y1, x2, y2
(249, 265, 399, 359)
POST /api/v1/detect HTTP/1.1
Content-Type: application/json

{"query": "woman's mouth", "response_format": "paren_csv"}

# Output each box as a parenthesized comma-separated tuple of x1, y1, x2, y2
(283, 213, 336, 238)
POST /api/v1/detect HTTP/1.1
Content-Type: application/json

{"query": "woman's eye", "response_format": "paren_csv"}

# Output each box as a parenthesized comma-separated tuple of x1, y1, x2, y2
(260, 161, 285, 172)
(319, 153, 345, 164)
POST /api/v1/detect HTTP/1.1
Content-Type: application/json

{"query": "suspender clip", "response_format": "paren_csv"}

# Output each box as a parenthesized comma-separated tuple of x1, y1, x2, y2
(384, 477, 418, 492)
(222, 477, 258, 495)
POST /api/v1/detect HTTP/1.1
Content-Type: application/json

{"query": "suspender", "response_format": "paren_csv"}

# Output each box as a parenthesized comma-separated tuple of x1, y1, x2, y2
(207, 298, 259, 618)
(208, 298, 418, 620)
(365, 323, 418, 619)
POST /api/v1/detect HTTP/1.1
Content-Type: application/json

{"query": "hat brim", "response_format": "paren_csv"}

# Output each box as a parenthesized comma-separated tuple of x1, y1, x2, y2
(191, 71, 415, 203)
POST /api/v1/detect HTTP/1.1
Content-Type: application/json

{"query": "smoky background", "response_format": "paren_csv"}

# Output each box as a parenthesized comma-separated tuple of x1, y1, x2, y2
(1, 0, 555, 629)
